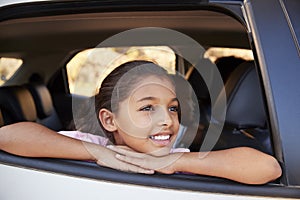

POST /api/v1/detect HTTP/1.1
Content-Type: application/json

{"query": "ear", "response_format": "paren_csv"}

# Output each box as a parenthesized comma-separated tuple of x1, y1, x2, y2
(98, 108, 117, 132)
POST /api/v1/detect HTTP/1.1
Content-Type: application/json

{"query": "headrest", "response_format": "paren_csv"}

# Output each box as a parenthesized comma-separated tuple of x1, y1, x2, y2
(0, 85, 37, 125)
(215, 56, 246, 83)
(221, 61, 266, 128)
(26, 83, 54, 119)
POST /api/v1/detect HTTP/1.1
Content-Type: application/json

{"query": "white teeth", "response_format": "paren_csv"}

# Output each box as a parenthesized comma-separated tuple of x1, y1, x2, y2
(150, 135, 170, 140)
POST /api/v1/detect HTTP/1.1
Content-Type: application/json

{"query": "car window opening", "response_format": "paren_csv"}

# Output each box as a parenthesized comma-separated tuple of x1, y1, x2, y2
(0, 4, 284, 194)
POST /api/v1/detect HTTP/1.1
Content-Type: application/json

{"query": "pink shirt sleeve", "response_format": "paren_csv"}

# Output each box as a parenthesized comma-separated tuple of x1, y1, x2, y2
(58, 131, 109, 146)
(170, 148, 190, 153)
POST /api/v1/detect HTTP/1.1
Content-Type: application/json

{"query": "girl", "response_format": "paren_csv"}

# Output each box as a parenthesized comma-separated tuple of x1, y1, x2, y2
(0, 61, 281, 184)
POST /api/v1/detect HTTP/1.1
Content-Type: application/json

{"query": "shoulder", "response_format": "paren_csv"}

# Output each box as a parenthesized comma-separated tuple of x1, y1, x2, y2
(58, 130, 109, 146)
(170, 148, 190, 153)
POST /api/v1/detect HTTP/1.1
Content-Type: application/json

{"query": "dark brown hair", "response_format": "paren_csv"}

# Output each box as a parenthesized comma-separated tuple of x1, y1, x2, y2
(75, 60, 173, 143)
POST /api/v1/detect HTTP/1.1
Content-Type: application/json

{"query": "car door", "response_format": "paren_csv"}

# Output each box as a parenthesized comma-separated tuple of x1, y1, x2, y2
(244, 0, 300, 191)
(0, 0, 300, 199)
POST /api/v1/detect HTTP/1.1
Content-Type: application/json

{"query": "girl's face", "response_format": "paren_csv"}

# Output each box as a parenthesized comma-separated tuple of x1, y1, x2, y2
(113, 75, 179, 156)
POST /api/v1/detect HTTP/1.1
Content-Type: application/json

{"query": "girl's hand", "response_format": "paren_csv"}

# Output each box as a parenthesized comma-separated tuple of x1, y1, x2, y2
(107, 145, 184, 174)
(83, 142, 154, 174)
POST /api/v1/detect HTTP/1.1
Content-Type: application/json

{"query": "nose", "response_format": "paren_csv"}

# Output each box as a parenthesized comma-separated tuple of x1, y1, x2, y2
(156, 106, 173, 127)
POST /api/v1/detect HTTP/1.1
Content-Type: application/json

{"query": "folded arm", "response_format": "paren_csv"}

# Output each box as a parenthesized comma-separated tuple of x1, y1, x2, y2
(0, 122, 94, 159)
(110, 146, 282, 184)
(0, 122, 153, 174)
(174, 147, 282, 184)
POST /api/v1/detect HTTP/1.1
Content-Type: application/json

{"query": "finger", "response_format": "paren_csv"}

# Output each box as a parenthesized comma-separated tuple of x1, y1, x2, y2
(107, 145, 145, 158)
(116, 154, 147, 167)
(96, 158, 154, 174)
(117, 153, 183, 171)
(121, 164, 154, 174)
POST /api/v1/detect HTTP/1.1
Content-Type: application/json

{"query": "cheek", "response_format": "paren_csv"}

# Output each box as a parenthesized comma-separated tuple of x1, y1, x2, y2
(134, 112, 154, 127)
(173, 116, 180, 132)
(128, 109, 155, 128)
(120, 132, 150, 152)
(116, 102, 153, 132)
(116, 113, 153, 139)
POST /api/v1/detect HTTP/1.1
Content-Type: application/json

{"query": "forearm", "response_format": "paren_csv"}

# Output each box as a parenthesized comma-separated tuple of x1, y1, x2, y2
(174, 147, 282, 184)
(0, 122, 95, 161)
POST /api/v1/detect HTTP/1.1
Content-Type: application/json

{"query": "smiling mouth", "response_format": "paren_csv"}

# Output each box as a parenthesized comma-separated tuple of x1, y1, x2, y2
(149, 134, 171, 140)
(149, 134, 172, 146)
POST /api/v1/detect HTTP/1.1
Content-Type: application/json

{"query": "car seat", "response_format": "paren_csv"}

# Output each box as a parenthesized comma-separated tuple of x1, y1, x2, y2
(0, 85, 37, 126)
(215, 56, 246, 83)
(25, 83, 63, 131)
(212, 61, 273, 155)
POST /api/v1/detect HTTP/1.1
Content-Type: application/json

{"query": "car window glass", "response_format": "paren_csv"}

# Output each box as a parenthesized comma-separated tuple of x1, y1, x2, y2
(66, 46, 176, 96)
(0, 57, 22, 86)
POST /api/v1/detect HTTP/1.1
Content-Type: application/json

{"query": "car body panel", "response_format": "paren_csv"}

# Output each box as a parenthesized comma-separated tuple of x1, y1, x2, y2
(0, 164, 297, 200)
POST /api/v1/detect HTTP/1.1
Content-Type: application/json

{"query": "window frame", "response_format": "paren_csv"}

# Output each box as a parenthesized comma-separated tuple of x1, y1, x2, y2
(1, 150, 298, 198)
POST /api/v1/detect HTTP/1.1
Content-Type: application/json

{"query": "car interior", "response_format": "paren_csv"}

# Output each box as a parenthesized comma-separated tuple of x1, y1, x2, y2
(0, 1, 283, 196)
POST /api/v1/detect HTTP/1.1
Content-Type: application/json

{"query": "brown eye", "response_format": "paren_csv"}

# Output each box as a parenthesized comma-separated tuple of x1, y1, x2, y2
(139, 105, 154, 111)
(169, 106, 178, 112)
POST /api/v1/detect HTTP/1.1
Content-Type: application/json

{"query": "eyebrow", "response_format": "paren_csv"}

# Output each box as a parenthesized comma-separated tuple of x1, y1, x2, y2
(137, 96, 178, 103)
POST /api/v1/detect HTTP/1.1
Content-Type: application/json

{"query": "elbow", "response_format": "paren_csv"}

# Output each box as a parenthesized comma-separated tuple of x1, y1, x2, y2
(0, 126, 9, 151)
(265, 156, 282, 183)
(251, 155, 282, 185)
(238, 147, 282, 185)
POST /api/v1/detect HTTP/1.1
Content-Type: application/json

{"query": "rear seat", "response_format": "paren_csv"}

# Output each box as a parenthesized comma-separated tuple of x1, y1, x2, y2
(0, 85, 37, 126)
(188, 61, 272, 155)
(0, 83, 62, 131)
(213, 61, 273, 155)
(25, 83, 62, 131)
